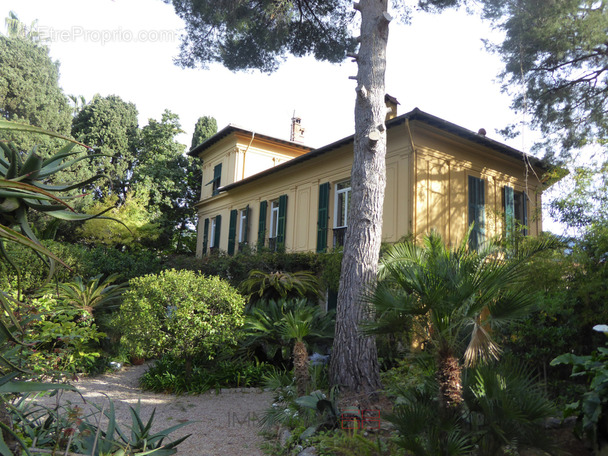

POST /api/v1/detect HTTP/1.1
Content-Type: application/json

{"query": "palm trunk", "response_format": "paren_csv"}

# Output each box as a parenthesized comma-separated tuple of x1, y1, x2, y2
(293, 340, 310, 397)
(329, 0, 388, 396)
(436, 348, 463, 414)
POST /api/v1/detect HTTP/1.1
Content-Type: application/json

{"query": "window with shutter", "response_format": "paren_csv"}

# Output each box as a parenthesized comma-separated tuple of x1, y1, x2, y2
(212, 163, 222, 195)
(504, 186, 515, 241)
(317, 182, 330, 253)
(239, 206, 249, 245)
(333, 180, 351, 247)
(213, 215, 221, 250)
(504, 186, 529, 240)
(468, 176, 485, 250)
(227, 209, 237, 255)
(202, 218, 209, 255)
(277, 194, 287, 248)
(258, 201, 267, 248)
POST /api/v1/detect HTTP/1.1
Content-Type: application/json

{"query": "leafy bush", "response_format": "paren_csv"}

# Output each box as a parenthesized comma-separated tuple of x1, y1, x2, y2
(140, 355, 275, 394)
(551, 325, 608, 453)
(164, 249, 328, 290)
(8, 294, 105, 378)
(0, 240, 88, 294)
(388, 361, 557, 456)
(240, 269, 322, 303)
(116, 269, 245, 365)
(80, 245, 163, 283)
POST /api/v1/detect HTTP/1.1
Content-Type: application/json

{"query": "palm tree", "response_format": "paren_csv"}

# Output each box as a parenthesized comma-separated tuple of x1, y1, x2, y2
(366, 230, 554, 416)
(279, 303, 332, 396)
(239, 270, 322, 303)
(48, 273, 127, 319)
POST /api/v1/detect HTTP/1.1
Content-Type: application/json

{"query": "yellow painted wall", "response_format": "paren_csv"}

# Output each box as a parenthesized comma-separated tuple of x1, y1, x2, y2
(195, 121, 545, 257)
(410, 121, 543, 247)
(196, 132, 309, 202)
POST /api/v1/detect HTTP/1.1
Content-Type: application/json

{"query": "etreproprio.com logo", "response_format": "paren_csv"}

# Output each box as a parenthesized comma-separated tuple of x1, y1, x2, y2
(37, 26, 177, 45)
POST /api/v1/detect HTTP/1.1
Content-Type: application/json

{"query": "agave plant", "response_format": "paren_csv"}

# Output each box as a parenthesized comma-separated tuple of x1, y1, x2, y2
(0, 121, 113, 293)
(0, 120, 120, 454)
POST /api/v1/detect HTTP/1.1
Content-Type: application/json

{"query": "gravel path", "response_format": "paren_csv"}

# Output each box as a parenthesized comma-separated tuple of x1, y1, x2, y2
(32, 363, 274, 455)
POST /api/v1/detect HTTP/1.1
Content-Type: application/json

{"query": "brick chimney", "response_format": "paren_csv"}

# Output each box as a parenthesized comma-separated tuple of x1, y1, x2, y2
(290, 114, 305, 143)
(385, 94, 400, 121)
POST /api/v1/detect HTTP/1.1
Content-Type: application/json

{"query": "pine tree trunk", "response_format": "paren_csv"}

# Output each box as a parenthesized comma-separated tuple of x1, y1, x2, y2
(293, 340, 310, 397)
(329, 0, 389, 395)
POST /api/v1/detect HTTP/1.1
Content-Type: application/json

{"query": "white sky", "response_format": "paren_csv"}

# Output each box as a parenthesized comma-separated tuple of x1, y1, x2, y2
(3, 0, 564, 232)
(3, 0, 523, 148)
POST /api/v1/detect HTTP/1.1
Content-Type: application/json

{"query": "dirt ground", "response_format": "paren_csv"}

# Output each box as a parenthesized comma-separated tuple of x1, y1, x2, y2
(32, 362, 274, 456)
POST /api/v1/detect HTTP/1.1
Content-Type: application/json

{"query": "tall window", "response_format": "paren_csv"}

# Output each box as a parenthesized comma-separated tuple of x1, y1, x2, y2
(504, 186, 528, 239)
(239, 207, 249, 244)
(210, 217, 217, 248)
(335, 180, 351, 228)
(468, 176, 485, 250)
(209, 215, 221, 250)
(211, 163, 222, 196)
(333, 180, 351, 248)
(269, 200, 280, 239)
(268, 195, 287, 251)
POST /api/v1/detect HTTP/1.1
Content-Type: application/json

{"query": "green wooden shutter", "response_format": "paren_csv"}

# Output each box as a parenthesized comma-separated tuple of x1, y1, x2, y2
(317, 182, 330, 252)
(277, 194, 288, 247)
(212, 163, 222, 195)
(227, 209, 237, 255)
(504, 186, 514, 241)
(243, 205, 250, 244)
(468, 176, 485, 250)
(202, 218, 209, 255)
(522, 191, 528, 236)
(214, 215, 221, 249)
(258, 201, 267, 248)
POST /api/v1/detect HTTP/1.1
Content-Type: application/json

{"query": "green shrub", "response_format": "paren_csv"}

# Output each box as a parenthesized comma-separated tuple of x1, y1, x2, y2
(0, 240, 88, 293)
(9, 294, 105, 378)
(164, 249, 328, 289)
(80, 246, 162, 282)
(551, 326, 608, 453)
(140, 355, 275, 394)
(388, 361, 557, 456)
(116, 269, 245, 365)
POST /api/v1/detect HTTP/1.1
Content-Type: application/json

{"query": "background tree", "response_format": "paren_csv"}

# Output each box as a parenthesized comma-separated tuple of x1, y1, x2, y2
(77, 192, 160, 250)
(477, 0, 608, 229)
(133, 109, 192, 248)
(0, 34, 72, 139)
(4, 11, 42, 42)
(186, 116, 218, 245)
(167, 0, 393, 395)
(71, 94, 140, 201)
(191, 115, 217, 150)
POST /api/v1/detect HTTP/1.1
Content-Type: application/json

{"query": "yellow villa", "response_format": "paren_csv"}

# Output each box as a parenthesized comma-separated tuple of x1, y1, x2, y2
(189, 105, 550, 258)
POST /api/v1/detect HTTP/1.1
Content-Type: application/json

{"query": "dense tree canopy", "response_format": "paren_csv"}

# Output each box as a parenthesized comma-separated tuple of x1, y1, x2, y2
(191, 115, 217, 149)
(133, 110, 193, 246)
(0, 35, 72, 135)
(482, 0, 607, 157)
(168, 0, 357, 72)
(473, 0, 608, 229)
(71, 94, 140, 200)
